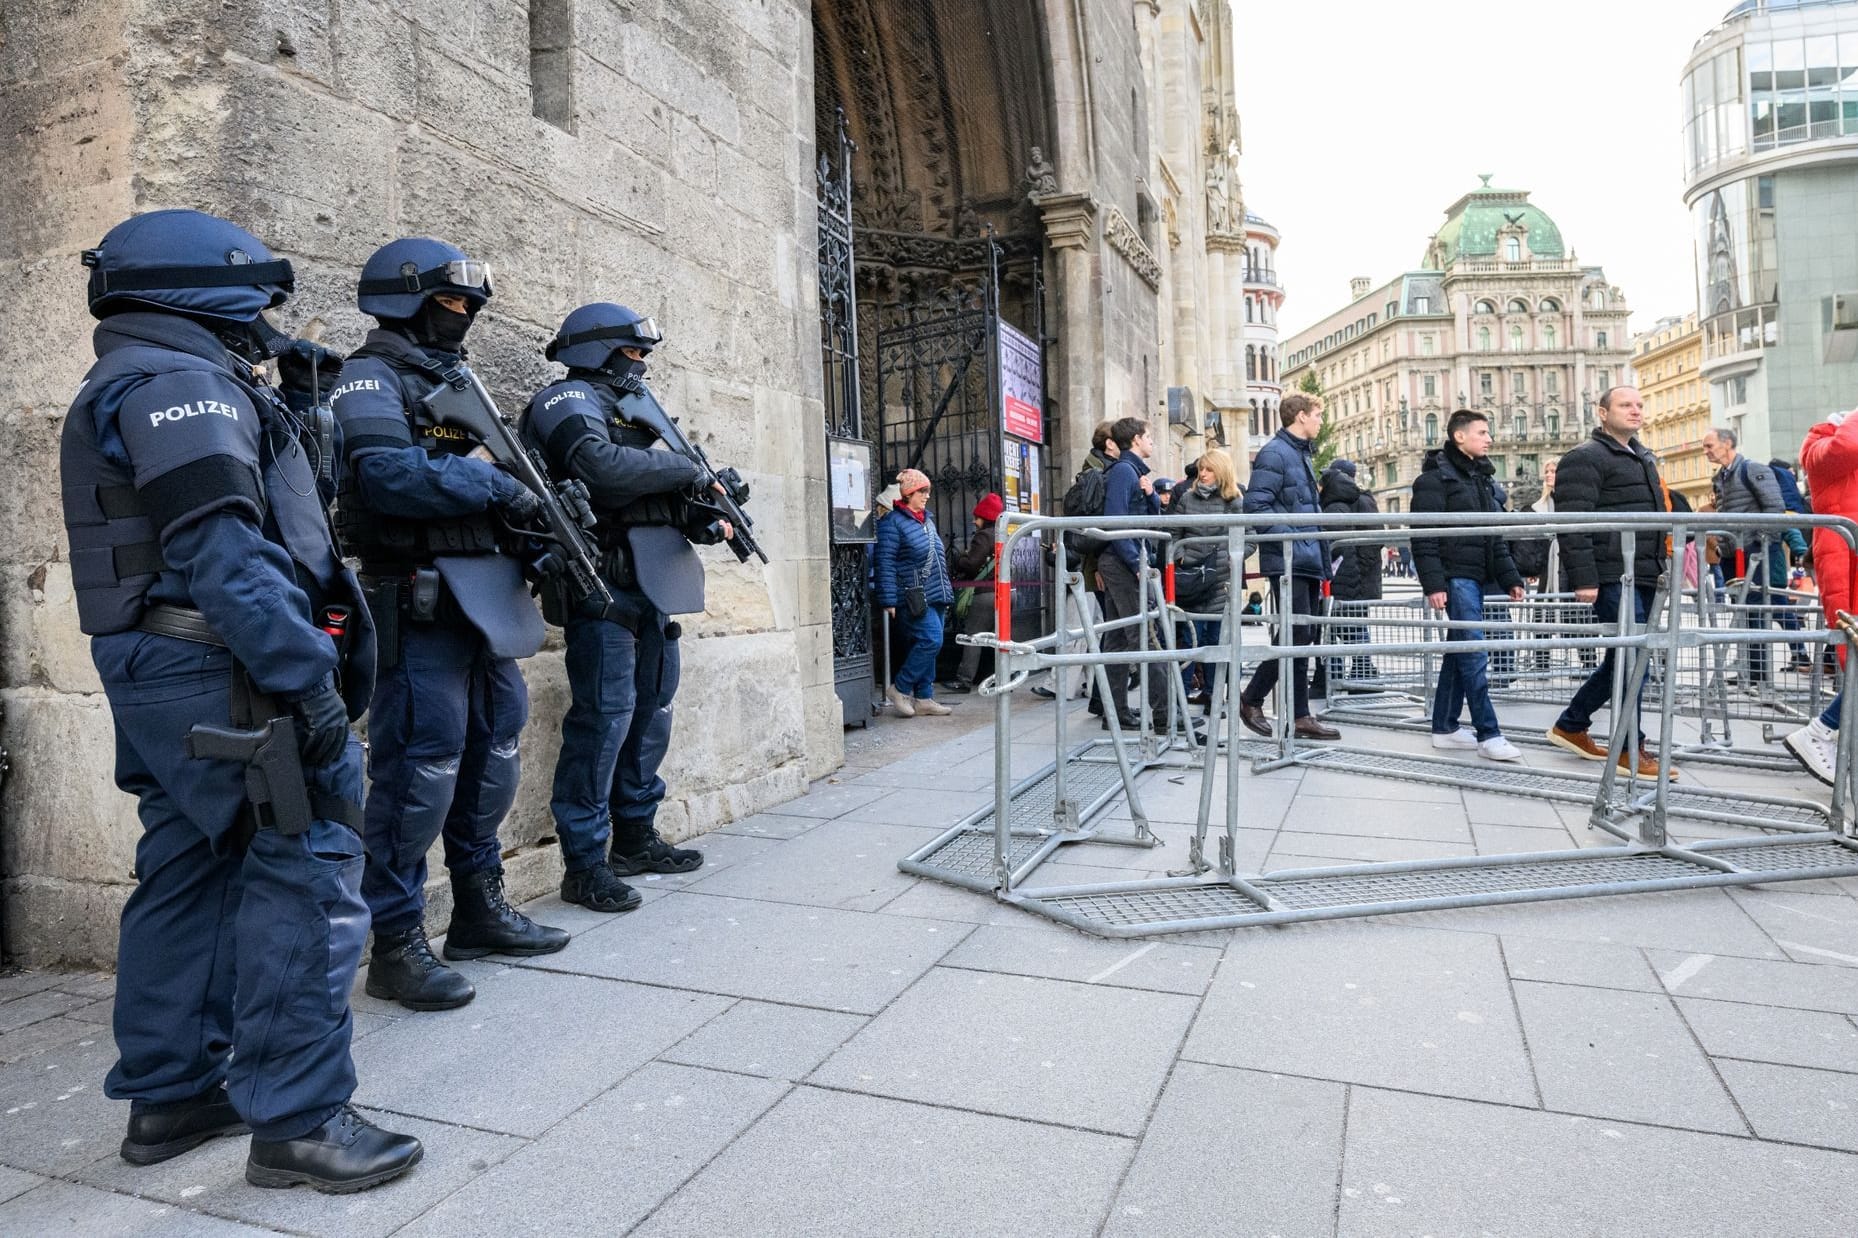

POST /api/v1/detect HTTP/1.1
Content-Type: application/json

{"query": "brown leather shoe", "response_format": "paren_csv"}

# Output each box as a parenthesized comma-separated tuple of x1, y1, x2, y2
(1545, 725, 1606, 760)
(1293, 716, 1340, 741)
(1238, 702, 1271, 737)
(1619, 748, 1680, 781)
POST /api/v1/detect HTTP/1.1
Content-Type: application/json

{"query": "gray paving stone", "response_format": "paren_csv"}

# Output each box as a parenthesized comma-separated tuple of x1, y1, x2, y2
(1186, 921, 1536, 1104)
(811, 968, 1197, 1135)
(0, 1035, 125, 1174)
(76, 1107, 522, 1237)
(0, 989, 91, 1034)
(1715, 1058, 1858, 1151)
(1266, 830, 1478, 865)
(759, 781, 905, 820)
(68, 996, 113, 1026)
(1472, 821, 1579, 855)
(0, 1182, 274, 1236)
(659, 1001, 866, 1079)
(1677, 997, 1858, 1072)
(1103, 1063, 1344, 1238)
(1297, 768, 1464, 803)
(352, 965, 728, 1135)
(1119, 773, 1295, 828)
(875, 879, 1055, 927)
(0, 1016, 104, 1066)
(1014, 861, 1171, 890)
(715, 811, 826, 840)
(1278, 794, 1476, 842)
(1464, 788, 1565, 827)
(684, 819, 924, 912)
(0, 972, 64, 1003)
(633, 1087, 1131, 1238)
(525, 892, 969, 1014)
(1340, 1084, 1858, 1237)
(939, 923, 1222, 995)
(1646, 947, 1858, 1013)
(0, 1165, 42, 1205)
(1405, 887, 1790, 957)
(1511, 980, 1744, 1133)
(48, 973, 116, 1001)
(829, 785, 995, 828)
(1041, 836, 1209, 874)
(1501, 934, 1661, 992)
(1726, 886, 1858, 967)
(396, 1064, 788, 1238)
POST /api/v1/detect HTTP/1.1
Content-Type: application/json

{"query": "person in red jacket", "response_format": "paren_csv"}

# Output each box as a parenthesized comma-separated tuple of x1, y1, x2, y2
(1784, 409, 1858, 783)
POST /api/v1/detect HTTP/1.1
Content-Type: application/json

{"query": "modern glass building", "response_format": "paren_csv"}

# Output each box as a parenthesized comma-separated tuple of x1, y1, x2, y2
(1683, 0, 1858, 465)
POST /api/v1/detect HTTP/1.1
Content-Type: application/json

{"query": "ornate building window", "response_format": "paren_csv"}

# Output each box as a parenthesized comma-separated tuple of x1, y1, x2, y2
(1477, 326, 1492, 351)
(1479, 371, 1494, 399)
(1545, 369, 1559, 395)
(1540, 297, 1561, 312)
(1504, 237, 1522, 261)
(1508, 325, 1524, 351)
(1546, 411, 1560, 437)
(1422, 374, 1436, 399)
(1596, 329, 1609, 350)
(1420, 333, 1435, 356)
(1507, 298, 1529, 313)
(1424, 413, 1439, 444)
(1246, 346, 1257, 381)
(1474, 299, 1496, 315)
(1543, 323, 1557, 349)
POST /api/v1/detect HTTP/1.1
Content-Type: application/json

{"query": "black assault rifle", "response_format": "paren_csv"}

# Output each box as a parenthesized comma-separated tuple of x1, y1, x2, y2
(420, 364, 614, 608)
(612, 374, 769, 564)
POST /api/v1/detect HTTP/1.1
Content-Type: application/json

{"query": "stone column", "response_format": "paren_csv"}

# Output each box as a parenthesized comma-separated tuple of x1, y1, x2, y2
(1038, 192, 1100, 473)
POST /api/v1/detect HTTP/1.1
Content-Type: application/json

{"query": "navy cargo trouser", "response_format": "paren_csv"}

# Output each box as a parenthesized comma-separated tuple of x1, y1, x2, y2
(95, 630, 366, 1142)
(550, 590, 680, 872)
(361, 618, 525, 935)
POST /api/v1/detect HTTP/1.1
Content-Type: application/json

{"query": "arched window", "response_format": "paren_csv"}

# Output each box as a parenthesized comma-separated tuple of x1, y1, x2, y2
(1504, 236, 1522, 261)
(1589, 288, 1606, 310)
(1246, 346, 1257, 381)
(1507, 298, 1529, 314)
(1424, 413, 1440, 444)
(1508, 325, 1524, 351)
(1474, 299, 1496, 315)
(1539, 297, 1561, 312)
(1244, 298, 1254, 323)
(1596, 330, 1609, 350)
(1543, 323, 1557, 349)
(1477, 326, 1492, 351)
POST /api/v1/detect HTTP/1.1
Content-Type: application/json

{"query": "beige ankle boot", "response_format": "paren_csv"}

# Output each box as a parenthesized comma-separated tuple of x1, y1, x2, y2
(885, 686, 915, 717)
(914, 696, 951, 716)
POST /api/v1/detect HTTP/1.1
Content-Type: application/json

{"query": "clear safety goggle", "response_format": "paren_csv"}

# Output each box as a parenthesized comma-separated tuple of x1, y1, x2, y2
(630, 316, 663, 344)
(359, 259, 494, 298)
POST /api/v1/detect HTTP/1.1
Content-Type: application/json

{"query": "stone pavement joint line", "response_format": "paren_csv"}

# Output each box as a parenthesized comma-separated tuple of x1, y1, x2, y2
(1, 702, 1855, 1236)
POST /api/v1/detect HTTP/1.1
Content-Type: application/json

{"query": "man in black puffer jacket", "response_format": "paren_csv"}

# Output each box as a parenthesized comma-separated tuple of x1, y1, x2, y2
(1411, 411, 1526, 761)
(1317, 460, 1382, 690)
(1546, 385, 1676, 780)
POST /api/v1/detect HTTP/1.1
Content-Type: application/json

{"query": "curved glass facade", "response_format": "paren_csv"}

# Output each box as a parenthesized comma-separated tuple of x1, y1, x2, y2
(1684, 5, 1858, 183)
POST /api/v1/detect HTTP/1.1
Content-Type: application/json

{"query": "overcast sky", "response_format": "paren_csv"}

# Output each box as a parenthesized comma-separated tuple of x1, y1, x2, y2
(1236, 0, 1735, 340)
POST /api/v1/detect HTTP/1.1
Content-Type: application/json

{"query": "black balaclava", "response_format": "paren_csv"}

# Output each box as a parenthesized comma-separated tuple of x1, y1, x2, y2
(205, 313, 292, 366)
(398, 297, 477, 355)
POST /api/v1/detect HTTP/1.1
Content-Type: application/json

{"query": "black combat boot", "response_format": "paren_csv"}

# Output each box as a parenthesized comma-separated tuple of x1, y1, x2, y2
(442, 865, 570, 959)
(121, 1084, 248, 1165)
(366, 924, 475, 1011)
(609, 819, 704, 876)
(560, 861, 643, 914)
(246, 1105, 423, 1194)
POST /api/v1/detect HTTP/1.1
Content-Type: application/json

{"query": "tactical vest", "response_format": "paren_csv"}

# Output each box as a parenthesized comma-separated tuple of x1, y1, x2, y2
(523, 379, 681, 546)
(332, 344, 504, 572)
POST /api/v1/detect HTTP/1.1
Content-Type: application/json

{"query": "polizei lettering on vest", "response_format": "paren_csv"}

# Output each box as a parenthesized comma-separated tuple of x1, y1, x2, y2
(330, 378, 385, 401)
(543, 388, 588, 409)
(149, 399, 240, 428)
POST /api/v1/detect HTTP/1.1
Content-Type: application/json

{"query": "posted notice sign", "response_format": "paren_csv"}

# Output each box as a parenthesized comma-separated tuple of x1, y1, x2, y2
(998, 319, 1043, 442)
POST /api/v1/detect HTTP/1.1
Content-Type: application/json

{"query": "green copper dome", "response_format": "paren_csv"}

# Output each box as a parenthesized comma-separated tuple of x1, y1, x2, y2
(1424, 175, 1565, 266)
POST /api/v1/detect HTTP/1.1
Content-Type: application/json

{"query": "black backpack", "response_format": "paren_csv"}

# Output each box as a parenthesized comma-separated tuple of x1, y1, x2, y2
(1060, 463, 1110, 565)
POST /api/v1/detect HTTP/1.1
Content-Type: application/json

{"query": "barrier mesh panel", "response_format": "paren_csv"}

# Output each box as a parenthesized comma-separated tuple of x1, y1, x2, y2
(913, 829, 1050, 881)
(965, 757, 1127, 834)
(1703, 839, 1858, 872)
(1258, 852, 1711, 909)
(1039, 883, 1268, 926)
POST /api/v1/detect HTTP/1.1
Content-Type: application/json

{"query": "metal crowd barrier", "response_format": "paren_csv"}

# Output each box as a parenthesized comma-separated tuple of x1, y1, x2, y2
(898, 508, 1858, 938)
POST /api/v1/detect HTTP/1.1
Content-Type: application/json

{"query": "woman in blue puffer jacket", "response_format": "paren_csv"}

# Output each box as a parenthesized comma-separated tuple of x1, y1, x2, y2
(874, 467, 956, 717)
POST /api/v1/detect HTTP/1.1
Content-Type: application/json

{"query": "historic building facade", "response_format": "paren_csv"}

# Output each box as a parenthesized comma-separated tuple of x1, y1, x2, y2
(1241, 210, 1284, 459)
(1, 0, 1258, 962)
(1281, 179, 1633, 513)
(1633, 314, 1712, 505)
(1682, 0, 1858, 465)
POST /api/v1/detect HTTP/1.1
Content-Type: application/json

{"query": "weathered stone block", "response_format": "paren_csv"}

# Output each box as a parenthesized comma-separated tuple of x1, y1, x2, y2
(332, 2, 418, 119)
(0, 259, 95, 416)
(574, 53, 673, 169)
(0, 65, 135, 262)
(1, 876, 130, 968)
(1, 563, 103, 696)
(0, 408, 72, 567)
(412, 40, 535, 170)
(0, 0, 129, 88)
(619, 17, 741, 144)
(0, 690, 140, 886)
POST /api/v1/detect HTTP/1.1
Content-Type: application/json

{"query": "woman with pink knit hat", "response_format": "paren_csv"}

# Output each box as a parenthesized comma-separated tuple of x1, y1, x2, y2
(874, 468, 956, 716)
(946, 491, 1007, 691)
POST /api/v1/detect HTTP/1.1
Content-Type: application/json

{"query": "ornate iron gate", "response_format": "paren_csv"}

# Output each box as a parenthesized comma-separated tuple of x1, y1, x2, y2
(817, 110, 876, 726)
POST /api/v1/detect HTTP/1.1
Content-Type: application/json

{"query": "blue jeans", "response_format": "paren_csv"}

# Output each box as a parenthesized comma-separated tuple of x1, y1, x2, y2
(1557, 583, 1657, 738)
(894, 603, 946, 698)
(1822, 692, 1842, 731)
(94, 631, 366, 1142)
(361, 619, 526, 935)
(551, 591, 680, 872)
(1432, 579, 1502, 741)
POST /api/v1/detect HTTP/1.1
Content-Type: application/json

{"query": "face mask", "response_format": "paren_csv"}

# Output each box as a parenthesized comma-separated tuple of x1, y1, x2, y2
(413, 298, 475, 353)
(215, 315, 292, 365)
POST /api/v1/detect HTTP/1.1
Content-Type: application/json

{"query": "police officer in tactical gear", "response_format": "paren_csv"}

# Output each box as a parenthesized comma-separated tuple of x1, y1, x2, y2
(521, 303, 715, 914)
(62, 209, 422, 1191)
(331, 238, 568, 1011)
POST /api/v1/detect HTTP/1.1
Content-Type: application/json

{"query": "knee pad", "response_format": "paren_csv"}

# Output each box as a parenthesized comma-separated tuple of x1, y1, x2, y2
(398, 753, 462, 858)
(476, 737, 521, 829)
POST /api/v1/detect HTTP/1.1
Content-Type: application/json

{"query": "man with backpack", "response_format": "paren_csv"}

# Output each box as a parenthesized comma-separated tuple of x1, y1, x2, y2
(1054, 421, 1117, 708)
(1097, 417, 1170, 729)
(1704, 427, 1802, 684)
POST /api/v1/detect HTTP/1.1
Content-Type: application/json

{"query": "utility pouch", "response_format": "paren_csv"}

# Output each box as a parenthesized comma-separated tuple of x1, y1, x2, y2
(364, 577, 403, 670)
(409, 567, 441, 623)
(903, 585, 928, 620)
(538, 573, 570, 627)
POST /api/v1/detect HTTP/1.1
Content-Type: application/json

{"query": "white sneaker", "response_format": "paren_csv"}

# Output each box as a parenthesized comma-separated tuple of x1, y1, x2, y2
(913, 696, 952, 716)
(1430, 728, 1479, 750)
(1783, 719, 1838, 788)
(886, 686, 915, 718)
(1479, 735, 1523, 762)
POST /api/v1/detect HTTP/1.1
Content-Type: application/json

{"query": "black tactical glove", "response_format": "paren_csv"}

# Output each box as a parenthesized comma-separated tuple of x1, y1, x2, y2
(276, 339, 344, 402)
(493, 475, 545, 527)
(290, 683, 350, 769)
